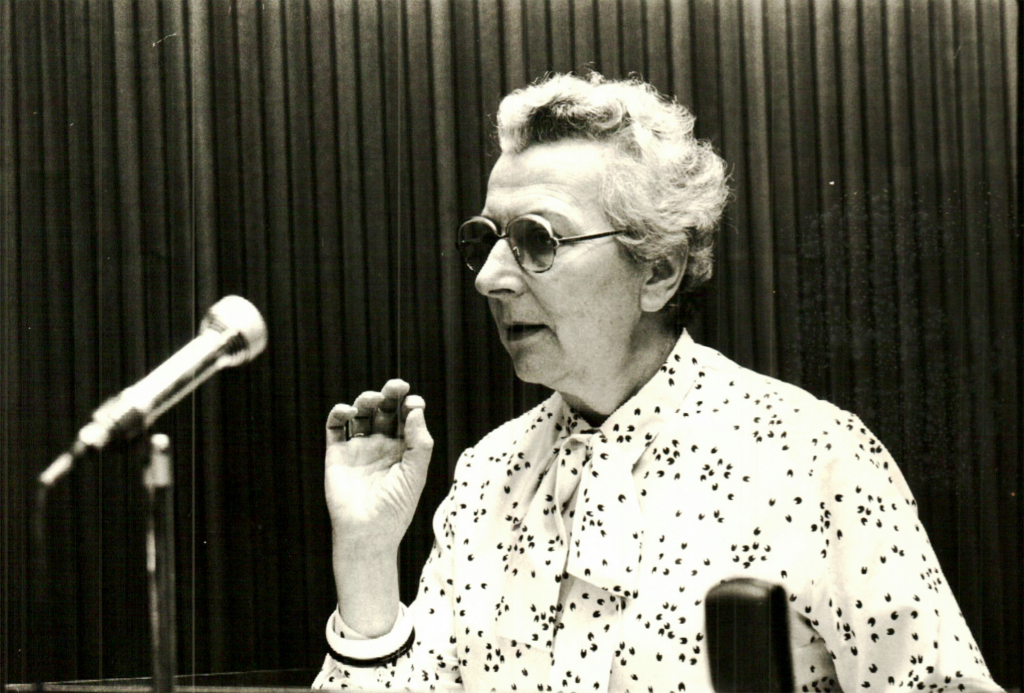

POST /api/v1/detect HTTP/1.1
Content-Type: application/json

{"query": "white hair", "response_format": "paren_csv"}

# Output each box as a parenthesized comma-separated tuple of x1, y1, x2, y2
(496, 72, 729, 294)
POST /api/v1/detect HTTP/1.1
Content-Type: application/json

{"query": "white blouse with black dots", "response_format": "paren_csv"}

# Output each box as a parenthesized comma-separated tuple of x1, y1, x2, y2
(313, 332, 1002, 693)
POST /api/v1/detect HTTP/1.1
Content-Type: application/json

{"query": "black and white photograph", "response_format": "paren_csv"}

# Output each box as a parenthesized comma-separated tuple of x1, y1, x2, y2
(1, 0, 1020, 691)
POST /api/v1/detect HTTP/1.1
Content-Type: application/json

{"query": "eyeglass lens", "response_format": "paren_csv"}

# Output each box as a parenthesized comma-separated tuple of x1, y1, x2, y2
(459, 217, 557, 272)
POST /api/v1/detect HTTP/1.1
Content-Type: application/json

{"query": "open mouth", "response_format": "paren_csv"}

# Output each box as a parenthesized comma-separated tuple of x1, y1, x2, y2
(506, 324, 547, 342)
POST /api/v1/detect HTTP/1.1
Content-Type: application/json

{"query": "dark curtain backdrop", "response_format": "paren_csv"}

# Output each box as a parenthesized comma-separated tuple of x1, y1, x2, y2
(1, 0, 1020, 688)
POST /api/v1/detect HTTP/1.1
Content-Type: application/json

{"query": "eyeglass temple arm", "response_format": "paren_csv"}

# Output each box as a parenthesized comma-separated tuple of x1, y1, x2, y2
(555, 229, 625, 246)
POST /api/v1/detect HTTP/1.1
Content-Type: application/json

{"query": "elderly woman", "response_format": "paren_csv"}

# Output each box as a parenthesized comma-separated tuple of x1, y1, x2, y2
(313, 74, 999, 692)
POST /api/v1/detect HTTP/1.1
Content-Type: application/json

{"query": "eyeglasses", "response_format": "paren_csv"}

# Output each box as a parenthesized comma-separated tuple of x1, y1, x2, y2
(457, 214, 624, 274)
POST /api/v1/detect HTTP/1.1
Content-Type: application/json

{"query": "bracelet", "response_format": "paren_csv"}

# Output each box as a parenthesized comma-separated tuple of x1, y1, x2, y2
(328, 628, 415, 668)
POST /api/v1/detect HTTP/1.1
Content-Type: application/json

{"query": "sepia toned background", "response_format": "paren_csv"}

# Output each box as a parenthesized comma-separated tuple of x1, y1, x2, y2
(1, 0, 1019, 688)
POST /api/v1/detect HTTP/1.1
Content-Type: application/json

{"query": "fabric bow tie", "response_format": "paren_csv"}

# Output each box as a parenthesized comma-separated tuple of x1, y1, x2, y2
(494, 333, 701, 690)
(494, 417, 596, 650)
(566, 430, 645, 598)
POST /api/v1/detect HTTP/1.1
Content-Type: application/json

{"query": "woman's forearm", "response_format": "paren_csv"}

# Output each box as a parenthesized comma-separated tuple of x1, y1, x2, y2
(333, 544, 401, 638)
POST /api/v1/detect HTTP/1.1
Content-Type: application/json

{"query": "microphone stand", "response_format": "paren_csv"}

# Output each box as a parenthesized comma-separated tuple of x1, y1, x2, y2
(143, 434, 177, 693)
(33, 434, 177, 692)
(31, 483, 51, 691)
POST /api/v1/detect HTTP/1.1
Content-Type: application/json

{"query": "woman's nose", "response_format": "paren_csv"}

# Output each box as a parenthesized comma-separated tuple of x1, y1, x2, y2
(474, 238, 524, 297)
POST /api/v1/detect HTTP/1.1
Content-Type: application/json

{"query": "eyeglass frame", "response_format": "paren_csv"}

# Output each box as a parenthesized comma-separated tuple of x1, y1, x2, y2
(456, 213, 626, 274)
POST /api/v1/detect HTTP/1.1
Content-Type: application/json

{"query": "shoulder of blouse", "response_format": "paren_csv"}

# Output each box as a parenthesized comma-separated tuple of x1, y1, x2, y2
(690, 341, 853, 428)
(682, 341, 905, 488)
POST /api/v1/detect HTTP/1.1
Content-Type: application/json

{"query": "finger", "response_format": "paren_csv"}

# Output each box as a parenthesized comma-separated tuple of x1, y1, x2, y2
(373, 407, 398, 437)
(379, 379, 411, 410)
(374, 379, 410, 437)
(326, 403, 358, 446)
(353, 391, 386, 412)
(397, 394, 426, 438)
(351, 391, 385, 436)
(401, 406, 434, 491)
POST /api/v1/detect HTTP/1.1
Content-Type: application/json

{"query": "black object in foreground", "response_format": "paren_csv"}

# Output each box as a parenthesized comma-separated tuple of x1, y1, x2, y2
(705, 578, 795, 693)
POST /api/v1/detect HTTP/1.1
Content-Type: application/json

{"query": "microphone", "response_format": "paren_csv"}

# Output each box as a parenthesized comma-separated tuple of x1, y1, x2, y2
(39, 295, 268, 486)
(705, 578, 795, 692)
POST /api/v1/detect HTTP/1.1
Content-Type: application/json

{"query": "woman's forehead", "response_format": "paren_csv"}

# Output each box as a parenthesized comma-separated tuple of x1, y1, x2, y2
(483, 141, 610, 221)
(481, 189, 581, 227)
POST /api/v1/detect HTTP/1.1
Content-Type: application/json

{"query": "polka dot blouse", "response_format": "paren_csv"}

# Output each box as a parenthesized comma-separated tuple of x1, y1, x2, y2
(314, 332, 1001, 692)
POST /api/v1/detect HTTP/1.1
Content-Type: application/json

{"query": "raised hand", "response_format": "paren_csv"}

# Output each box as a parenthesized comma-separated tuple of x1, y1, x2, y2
(324, 379, 434, 558)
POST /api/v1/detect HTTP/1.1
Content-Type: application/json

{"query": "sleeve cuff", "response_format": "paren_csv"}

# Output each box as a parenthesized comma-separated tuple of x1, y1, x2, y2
(325, 604, 415, 667)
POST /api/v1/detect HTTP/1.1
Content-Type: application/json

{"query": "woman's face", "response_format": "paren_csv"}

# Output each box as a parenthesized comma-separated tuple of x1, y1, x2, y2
(475, 140, 650, 400)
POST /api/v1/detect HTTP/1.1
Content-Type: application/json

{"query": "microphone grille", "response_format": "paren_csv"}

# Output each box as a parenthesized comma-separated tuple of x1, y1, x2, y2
(201, 295, 268, 366)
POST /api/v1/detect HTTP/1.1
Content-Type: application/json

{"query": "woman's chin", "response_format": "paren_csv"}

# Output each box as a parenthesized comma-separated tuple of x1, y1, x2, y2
(508, 357, 545, 385)
(507, 352, 560, 388)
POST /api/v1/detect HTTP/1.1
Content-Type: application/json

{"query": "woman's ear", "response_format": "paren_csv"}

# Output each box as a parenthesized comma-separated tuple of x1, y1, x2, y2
(640, 249, 687, 313)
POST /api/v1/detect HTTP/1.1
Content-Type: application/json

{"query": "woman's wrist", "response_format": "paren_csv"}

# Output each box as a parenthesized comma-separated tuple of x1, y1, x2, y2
(333, 545, 401, 638)
(331, 523, 404, 562)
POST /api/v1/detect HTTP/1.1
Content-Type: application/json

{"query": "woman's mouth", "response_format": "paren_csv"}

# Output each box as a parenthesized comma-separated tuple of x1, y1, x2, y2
(505, 324, 547, 342)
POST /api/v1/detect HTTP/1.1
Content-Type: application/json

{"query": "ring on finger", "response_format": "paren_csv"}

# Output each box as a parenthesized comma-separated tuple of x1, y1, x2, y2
(347, 416, 372, 439)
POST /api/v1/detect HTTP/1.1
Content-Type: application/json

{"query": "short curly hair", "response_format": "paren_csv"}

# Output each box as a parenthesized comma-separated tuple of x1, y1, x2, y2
(495, 72, 729, 296)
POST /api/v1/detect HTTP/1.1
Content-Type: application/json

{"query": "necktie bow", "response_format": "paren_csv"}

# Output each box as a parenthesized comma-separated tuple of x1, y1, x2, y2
(493, 332, 702, 691)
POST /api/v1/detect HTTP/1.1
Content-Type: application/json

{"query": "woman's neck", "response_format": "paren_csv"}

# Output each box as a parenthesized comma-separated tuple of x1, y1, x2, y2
(561, 325, 678, 428)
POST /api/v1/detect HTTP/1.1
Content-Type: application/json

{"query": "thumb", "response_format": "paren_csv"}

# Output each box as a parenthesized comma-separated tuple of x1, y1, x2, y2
(402, 406, 434, 488)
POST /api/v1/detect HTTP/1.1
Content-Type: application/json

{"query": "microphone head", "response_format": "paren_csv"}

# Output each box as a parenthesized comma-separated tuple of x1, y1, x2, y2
(201, 295, 268, 367)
